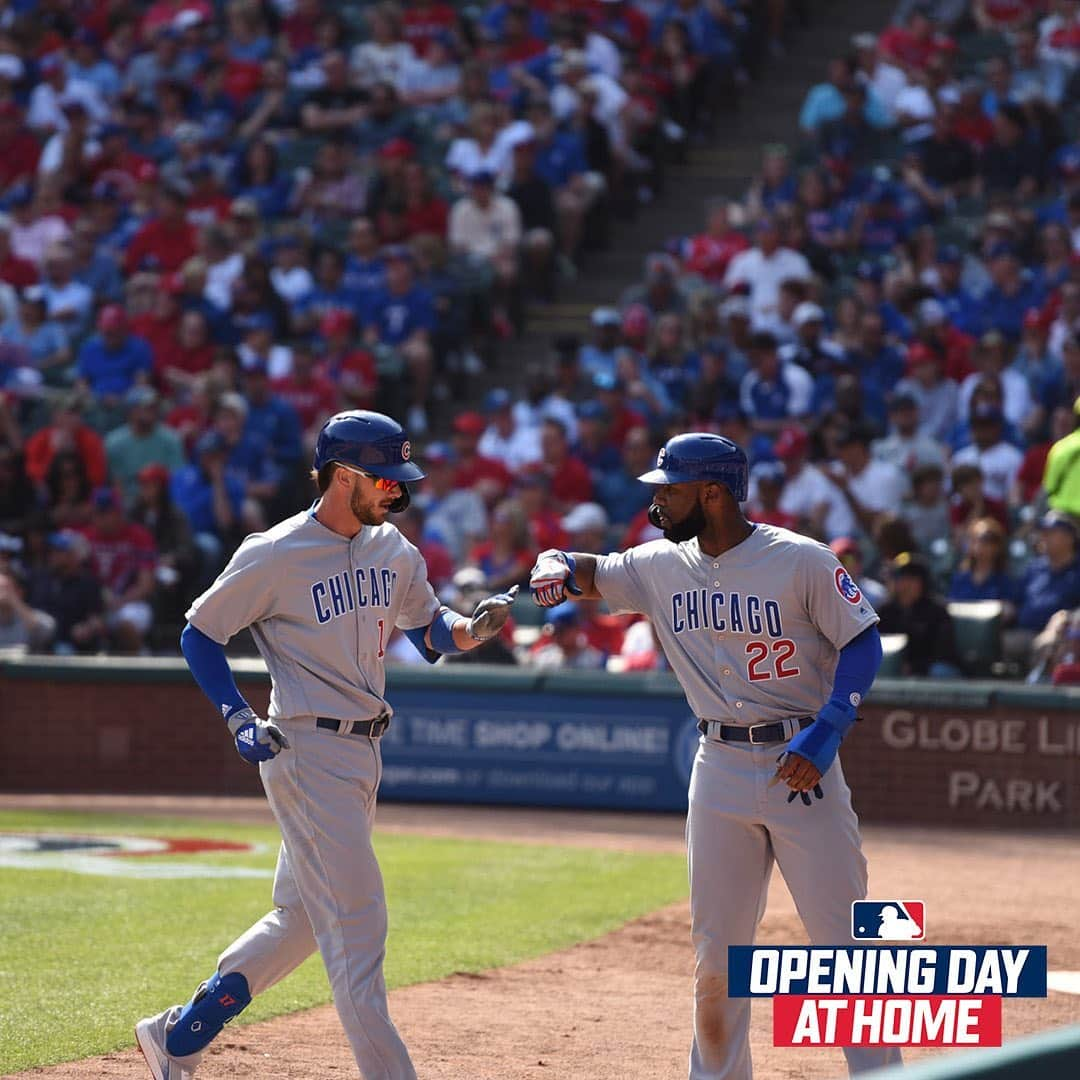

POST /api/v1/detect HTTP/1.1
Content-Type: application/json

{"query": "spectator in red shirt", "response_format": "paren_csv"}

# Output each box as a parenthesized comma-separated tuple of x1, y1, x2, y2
(515, 466, 568, 552)
(402, 0, 458, 57)
(124, 183, 198, 275)
(466, 497, 533, 591)
(951, 80, 995, 152)
(24, 394, 108, 490)
(537, 416, 593, 511)
(90, 124, 153, 188)
(400, 162, 449, 239)
(746, 460, 798, 529)
(141, 0, 213, 41)
(915, 298, 974, 382)
(949, 462, 1009, 543)
(561, 500, 610, 554)
(76, 487, 158, 653)
(680, 199, 749, 283)
(451, 411, 514, 504)
(1016, 404, 1074, 505)
(0, 216, 37, 288)
(130, 274, 184, 366)
(320, 310, 377, 409)
(572, 595, 631, 658)
(0, 103, 41, 191)
(154, 307, 215, 394)
(165, 371, 220, 454)
(502, 6, 547, 63)
(591, 371, 648, 448)
(593, 0, 651, 53)
(878, 9, 954, 72)
(396, 502, 455, 592)
(272, 341, 340, 453)
(620, 503, 664, 549)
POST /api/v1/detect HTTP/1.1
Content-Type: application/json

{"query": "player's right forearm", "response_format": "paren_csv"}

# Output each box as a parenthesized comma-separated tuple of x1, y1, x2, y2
(568, 552, 600, 600)
(180, 622, 248, 721)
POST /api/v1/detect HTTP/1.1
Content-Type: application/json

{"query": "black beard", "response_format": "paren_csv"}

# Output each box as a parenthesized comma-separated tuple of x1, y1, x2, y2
(660, 500, 706, 544)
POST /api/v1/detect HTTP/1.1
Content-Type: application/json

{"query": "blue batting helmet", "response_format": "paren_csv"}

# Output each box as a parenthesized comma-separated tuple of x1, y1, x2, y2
(313, 410, 425, 483)
(637, 433, 748, 501)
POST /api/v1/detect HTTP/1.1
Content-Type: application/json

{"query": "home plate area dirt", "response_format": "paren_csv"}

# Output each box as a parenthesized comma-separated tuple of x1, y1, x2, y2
(9, 801, 1080, 1079)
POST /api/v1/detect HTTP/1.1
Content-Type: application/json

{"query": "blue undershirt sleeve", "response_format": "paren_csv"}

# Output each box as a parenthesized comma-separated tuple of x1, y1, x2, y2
(830, 624, 883, 712)
(403, 624, 442, 665)
(180, 622, 248, 721)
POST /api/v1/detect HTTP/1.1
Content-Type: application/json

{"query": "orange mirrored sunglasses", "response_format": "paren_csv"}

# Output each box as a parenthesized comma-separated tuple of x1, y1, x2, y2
(337, 463, 400, 491)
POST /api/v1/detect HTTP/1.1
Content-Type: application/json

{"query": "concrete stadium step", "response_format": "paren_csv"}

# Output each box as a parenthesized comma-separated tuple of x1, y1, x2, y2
(472, 0, 900, 400)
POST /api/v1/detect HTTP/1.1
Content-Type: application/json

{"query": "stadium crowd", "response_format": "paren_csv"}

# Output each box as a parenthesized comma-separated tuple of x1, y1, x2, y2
(0, 0, 1077, 687)
(0, 0, 783, 656)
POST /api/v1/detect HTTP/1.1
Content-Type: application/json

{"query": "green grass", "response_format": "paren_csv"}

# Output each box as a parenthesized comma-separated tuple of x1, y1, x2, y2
(0, 810, 687, 1072)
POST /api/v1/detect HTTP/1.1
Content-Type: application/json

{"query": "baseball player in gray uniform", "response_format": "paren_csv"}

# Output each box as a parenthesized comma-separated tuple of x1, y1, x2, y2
(136, 410, 517, 1080)
(529, 432, 902, 1079)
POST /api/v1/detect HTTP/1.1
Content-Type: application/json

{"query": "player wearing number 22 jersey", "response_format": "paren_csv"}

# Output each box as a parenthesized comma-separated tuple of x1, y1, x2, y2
(530, 433, 902, 1080)
(135, 412, 517, 1080)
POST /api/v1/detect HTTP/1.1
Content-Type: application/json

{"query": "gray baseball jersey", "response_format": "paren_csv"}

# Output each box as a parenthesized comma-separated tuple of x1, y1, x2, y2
(594, 523, 878, 723)
(186, 508, 441, 721)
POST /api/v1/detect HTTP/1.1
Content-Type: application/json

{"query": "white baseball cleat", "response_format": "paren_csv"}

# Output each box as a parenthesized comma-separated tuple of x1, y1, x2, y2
(135, 1010, 198, 1080)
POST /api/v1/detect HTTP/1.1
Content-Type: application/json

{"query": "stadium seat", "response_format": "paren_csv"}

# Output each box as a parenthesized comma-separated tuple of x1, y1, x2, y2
(947, 600, 1004, 677)
(511, 593, 547, 628)
(878, 634, 907, 677)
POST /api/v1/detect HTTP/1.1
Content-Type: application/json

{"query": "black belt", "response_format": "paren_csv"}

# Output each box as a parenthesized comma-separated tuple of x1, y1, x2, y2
(697, 716, 813, 744)
(316, 715, 391, 738)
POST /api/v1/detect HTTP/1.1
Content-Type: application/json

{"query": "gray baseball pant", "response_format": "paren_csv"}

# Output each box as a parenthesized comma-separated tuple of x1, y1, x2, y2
(686, 735, 903, 1079)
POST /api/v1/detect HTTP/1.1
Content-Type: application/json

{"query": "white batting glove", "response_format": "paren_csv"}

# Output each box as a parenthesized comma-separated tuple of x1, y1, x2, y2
(529, 549, 581, 608)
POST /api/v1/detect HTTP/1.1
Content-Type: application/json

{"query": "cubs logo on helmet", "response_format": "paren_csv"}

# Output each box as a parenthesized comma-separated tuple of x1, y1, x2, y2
(401, 441, 411, 461)
(637, 432, 748, 501)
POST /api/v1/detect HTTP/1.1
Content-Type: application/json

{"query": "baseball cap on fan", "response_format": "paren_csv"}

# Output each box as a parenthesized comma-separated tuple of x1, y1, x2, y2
(774, 427, 809, 460)
(793, 302, 824, 328)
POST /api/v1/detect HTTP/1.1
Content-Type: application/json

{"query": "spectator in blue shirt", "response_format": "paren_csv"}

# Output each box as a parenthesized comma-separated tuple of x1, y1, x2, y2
(293, 247, 365, 336)
(595, 424, 655, 525)
(211, 392, 280, 525)
(852, 262, 910, 342)
(76, 305, 153, 400)
(580, 308, 622, 379)
(948, 517, 1017, 605)
(364, 245, 437, 434)
(974, 243, 1045, 342)
(170, 431, 246, 566)
(240, 361, 303, 468)
(530, 101, 590, 188)
(343, 217, 387, 297)
(932, 244, 982, 335)
(652, 1, 737, 66)
(844, 309, 905, 395)
(1016, 512, 1080, 633)
(799, 57, 890, 134)
(739, 330, 814, 435)
(230, 138, 293, 221)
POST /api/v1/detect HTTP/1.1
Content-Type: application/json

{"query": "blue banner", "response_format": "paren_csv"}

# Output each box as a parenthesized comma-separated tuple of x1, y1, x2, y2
(379, 687, 701, 811)
(727, 946, 1048, 997)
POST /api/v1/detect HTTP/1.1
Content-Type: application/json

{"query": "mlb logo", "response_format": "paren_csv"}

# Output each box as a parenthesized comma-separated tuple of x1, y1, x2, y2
(851, 901, 925, 941)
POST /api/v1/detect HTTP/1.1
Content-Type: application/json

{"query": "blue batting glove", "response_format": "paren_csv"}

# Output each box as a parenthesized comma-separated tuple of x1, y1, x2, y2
(785, 701, 856, 779)
(226, 707, 290, 765)
(785, 721, 842, 778)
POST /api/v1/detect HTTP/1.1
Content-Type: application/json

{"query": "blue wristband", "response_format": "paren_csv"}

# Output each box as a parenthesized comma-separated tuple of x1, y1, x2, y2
(427, 607, 465, 654)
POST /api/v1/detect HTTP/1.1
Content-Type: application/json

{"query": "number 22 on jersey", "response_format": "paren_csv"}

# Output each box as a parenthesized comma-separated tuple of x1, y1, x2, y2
(745, 638, 800, 681)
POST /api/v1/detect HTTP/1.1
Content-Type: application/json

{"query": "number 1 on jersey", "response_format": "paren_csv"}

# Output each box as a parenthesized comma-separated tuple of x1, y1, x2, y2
(377, 618, 385, 658)
(745, 638, 800, 681)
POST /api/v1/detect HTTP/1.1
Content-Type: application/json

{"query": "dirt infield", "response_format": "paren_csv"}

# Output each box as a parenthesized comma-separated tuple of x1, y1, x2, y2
(6, 797, 1080, 1079)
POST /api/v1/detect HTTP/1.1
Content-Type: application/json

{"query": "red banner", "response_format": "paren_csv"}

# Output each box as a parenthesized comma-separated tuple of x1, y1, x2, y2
(772, 995, 1002, 1047)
